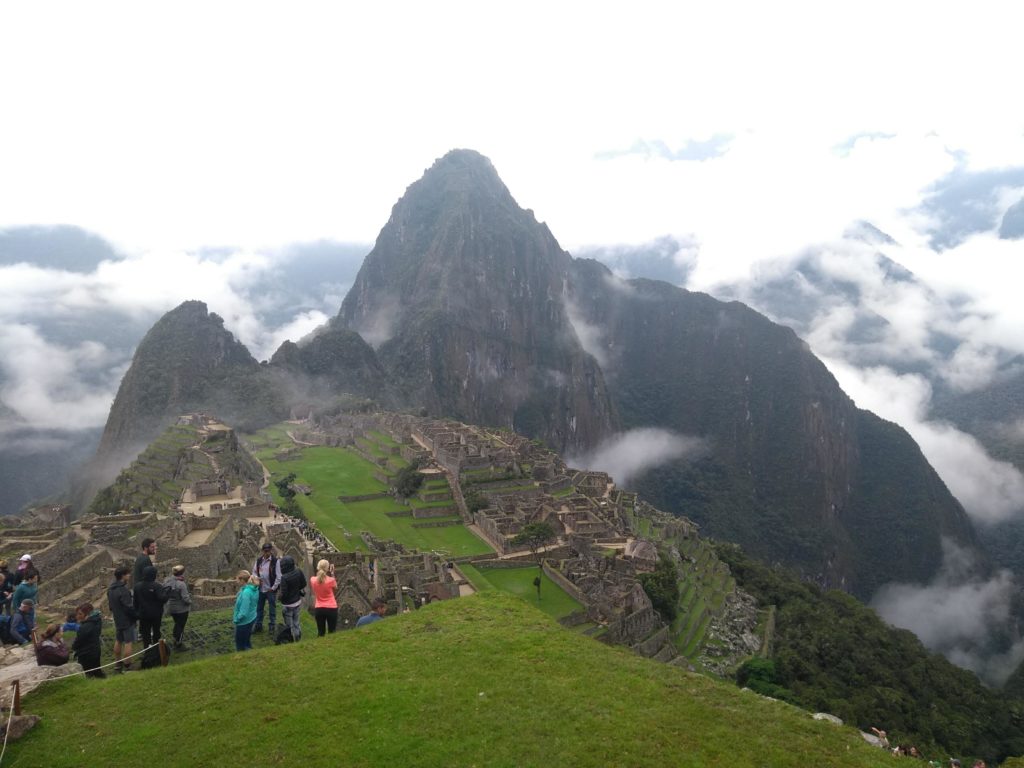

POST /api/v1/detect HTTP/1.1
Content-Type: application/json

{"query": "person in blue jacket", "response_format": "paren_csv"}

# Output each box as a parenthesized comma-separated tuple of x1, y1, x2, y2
(233, 571, 259, 651)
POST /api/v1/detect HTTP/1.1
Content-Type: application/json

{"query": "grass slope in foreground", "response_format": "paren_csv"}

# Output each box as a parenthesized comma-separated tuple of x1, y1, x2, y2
(10, 594, 892, 768)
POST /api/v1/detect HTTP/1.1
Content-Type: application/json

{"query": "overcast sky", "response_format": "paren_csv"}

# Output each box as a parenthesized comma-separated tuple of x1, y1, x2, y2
(4, 2, 1024, 666)
(1, 1, 1023, 494)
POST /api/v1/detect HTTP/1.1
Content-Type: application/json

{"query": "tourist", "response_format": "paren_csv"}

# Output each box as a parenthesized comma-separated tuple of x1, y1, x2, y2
(133, 538, 157, 585)
(107, 566, 138, 672)
(251, 542, 281, 635)
(356, 598, 389, 627)
(9, 600, 36, 645)
(972, 761, 987, 768)
(134, 565, 169, 651)
(233, 571, 259, 651)
(35, 623, 70, 667)
(163, 564, 192, 649)
(311, 559, 338, 636)
(71, 602, 105, 678)
(11, 573, 38, 617)
(13, 554, 40, 586)
(277, 556, 307, 643)
(0, 560, 14, 616)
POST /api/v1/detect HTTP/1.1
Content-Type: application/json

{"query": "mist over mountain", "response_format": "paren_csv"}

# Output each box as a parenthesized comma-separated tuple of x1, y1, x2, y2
(336, 149, 617, 453)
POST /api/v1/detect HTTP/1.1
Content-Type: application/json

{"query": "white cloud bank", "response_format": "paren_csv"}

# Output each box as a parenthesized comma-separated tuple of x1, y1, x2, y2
(566, 428, 707, 488)
(873, 540, 1024, 686)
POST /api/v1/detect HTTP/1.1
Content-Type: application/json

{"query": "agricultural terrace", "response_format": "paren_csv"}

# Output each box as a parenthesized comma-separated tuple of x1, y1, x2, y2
(246, 424, 492, 557)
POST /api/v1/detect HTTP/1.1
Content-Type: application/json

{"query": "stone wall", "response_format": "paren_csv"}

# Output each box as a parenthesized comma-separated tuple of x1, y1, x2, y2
(411, 506, 456, 519)
(339, 492, 389, 503)
(32, 531, 83, 580)
(542, 561, 589, 606)
(40, 547, 115, 608)
(160, 515, 237, 579)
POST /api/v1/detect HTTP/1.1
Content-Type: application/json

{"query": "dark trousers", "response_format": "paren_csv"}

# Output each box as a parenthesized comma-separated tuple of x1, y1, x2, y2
(235, 620, 254, 651)
(139, 616, 162, 647)
(255, 590, 276, 630)
(314, 607, 338, 636)
(170, 611, 189, 644)
(77, 651, 104, 677)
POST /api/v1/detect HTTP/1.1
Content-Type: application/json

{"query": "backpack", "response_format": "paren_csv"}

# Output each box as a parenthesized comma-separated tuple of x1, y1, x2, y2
(274, 625, 295, 645)
(140, 641, 169, 669)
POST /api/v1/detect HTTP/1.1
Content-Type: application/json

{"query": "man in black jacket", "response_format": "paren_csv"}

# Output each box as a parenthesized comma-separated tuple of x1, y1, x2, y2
(107, 567, 137, 671)
(134, 565, 169, 650)
(277, 556, 307, 643)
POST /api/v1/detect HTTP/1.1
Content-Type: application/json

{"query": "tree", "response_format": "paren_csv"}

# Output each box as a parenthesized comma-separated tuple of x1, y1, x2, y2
(638, 553, 679, 622)
(274, 472, 297, 499)
(511, 522, 555, 566)
(394, 459, 425, 498)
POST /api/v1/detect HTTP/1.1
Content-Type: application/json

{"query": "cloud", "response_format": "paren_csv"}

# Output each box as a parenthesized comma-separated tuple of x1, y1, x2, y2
(0, 230, 368, 447)
(563, 295, 608, 368)
(823, 360, 1024, 524)
(0, 324, 122, 432)
(566, 428, 707, 488)
(595, 134, 734, 163)
(872, 539, 1024, 686)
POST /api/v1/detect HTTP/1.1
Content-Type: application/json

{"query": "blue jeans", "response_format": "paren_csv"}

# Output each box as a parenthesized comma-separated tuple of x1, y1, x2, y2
(255, 590, 276, 630)
(235, 620, 254, 651)
(282, 604, 301, 641)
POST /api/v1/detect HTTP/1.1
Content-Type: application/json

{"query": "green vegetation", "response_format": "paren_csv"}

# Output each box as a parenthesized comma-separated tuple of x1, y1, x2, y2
(6, 594, 898, 767)
(248, 425, 491, 558)
(394, 457, 426, 498)
(88, 424, 263, 516)
(460, 565, 582, 620)
(638, 553, 679, 623)
(510, 521, 555, 565)
(715, 542, 1024, 764)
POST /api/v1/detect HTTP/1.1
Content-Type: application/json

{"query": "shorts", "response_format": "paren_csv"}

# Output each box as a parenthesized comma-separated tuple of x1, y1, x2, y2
(116, 626, 138, 643)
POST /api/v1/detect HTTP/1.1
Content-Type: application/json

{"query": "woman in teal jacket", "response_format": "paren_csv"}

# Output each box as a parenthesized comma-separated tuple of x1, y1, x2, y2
(233, 571, 259, 651)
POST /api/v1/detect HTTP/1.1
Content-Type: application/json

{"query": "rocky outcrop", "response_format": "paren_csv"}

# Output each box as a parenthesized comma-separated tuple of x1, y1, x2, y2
(337, 149, 617, 453)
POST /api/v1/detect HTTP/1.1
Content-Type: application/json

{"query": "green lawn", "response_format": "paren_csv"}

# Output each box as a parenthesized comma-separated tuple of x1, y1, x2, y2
(250, 425, 493, 558)
(460, 564, 583, 620)
(7, 593, 896, 768)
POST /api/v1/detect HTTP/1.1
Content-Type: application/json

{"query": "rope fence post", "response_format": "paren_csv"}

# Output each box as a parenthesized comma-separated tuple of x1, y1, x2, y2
(158, 639, 168, 667)
(11, 681, 20, 717)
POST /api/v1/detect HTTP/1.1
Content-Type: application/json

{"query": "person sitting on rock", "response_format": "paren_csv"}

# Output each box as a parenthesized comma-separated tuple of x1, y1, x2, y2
(35, 623, 70, 666)
(10, 599, 36, 645)
(70, 602, 104, 678)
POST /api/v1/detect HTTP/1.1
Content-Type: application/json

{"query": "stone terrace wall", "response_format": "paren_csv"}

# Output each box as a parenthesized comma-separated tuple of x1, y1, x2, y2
(32, 531, 83, 580)
(43, 548, 115, 610)
(160, 515, 238, 579)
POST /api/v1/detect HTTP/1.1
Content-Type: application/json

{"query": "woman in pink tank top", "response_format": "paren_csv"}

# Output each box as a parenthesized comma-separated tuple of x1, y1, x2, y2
(311, 559, 338, 635)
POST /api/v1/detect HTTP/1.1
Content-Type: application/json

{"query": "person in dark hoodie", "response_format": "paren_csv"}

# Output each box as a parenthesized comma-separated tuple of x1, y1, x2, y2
(107, 566, 137, 671)
(71, 601, 105, 677)
(133, 564, 168, 649)
(277, 555, 307, 643)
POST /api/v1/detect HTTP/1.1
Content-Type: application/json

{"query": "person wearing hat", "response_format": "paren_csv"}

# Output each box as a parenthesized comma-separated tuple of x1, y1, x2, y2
(9, 599, 36, 645)
(251, 542, 281, 634)
(13, 554, 40, 587)
(163, 564, 192, 649)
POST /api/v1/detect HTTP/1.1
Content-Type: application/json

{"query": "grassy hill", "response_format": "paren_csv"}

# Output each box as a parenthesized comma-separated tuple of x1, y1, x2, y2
(8, 593, 894, 768)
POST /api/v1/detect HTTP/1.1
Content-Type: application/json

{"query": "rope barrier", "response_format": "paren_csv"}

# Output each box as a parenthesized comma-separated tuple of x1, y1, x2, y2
(0, 682, 17, 766)
(37, 641, 162, 682)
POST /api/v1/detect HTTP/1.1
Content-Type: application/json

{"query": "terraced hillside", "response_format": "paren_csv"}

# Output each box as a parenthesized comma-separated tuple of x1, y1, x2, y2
(88, 422, 263, 515)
